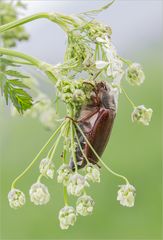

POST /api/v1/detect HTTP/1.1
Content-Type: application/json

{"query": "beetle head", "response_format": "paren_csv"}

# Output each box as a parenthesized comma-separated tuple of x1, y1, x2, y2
(92, 81, 118, 111)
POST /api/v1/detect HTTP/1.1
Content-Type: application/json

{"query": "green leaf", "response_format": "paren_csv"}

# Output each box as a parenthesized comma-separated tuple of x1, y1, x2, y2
(0, 72, 33, 113)
(0, 72, 7, 95)
(9, 79, 30, 89)
(5, 70, 29, 78)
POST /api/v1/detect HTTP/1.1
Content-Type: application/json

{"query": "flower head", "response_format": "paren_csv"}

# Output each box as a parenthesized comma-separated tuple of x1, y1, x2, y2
(57, 164, 73, 186)
(8, 188, 26, 209)
(126, 63, 145, 86)
(76, 195, 95, 216)
(96, 36, 123, 79)
(39, 158, 55, 179)
(29, 182, 50, 205)
(67, 173, 89, 197)
(85, 164, 100, 183)
(131, 105, 153, 126)
(58, 206, 77, 230)
(117, 184, 136, 207)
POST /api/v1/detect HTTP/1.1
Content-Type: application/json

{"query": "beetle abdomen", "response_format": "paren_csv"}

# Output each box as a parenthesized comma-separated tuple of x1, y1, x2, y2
(85, 108, 116, 164)
(69, 81, 118, 170)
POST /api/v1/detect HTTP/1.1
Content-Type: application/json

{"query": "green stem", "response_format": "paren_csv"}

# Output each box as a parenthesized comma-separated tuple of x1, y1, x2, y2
(0, 47, 41, 66)
(121, 87, 136, 108)
(37, 121, 69, 182)
(0, 13, 56, 33)
(74, 127, 89, 165)
(119, 56, 132, 66)
(0, 47, 57, 83)
(62, 121, 71, 206)
(63, 120, 71, 164)
(70, 120, 78, 173)
(63, 186, 68, 206)
(75, 123, 129, 184)
(11, 120, 66, 189)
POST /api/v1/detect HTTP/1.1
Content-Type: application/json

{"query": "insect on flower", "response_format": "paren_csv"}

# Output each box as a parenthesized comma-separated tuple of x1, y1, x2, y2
(70, 81, 118, 170)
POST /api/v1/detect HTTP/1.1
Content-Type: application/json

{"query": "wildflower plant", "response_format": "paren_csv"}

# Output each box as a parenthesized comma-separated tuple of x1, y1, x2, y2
(0, 0, 153, 230)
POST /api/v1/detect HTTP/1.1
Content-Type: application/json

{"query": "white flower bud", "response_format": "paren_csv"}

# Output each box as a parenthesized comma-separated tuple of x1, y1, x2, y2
(72, 89, 86, 103)
(76, 195, 95, 216)
(8, 188, 26, 209)
(95, 60, 108, 69)
(57, 164, 73, 186)
(85, 164, 100, 183)
(67, 173, 89, 197)
(117, 184, 136, 207)
(39, 158, 55, 179)
(126, 63, 145, 86)
(131, 105, 153, 126)
(58, 206, 77, 230)
(29, 182, 50, 205)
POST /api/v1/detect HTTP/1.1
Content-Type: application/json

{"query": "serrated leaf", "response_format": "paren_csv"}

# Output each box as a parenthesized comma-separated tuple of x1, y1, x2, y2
(5, 80, 33, 113)
(0, 71, 7, 95)
(9, 79, 30, 89)
(0, 72, 33, 113)
(5, 70, 29, 78)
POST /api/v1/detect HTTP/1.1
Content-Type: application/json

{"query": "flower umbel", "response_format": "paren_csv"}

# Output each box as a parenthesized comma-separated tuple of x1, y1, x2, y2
(85, 164, 100, 183)
(8, 188, 26, 209)
(117, 184, 136, 207)
(57, 164, 73, 186)
(126, 63, 145, 86)
(96, 36, 123, 79)
(67, 173, 89, 197)
(76, 195, 95, 216)
(39, 158, 55, 179)
(59, 206, 77, 230)
(131, 105, 153, 126)
(29, 182, 50, 205)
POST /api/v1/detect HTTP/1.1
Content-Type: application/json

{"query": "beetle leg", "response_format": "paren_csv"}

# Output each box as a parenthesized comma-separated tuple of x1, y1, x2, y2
(88, 157, 101, 168)
(65, 116, 78, 122)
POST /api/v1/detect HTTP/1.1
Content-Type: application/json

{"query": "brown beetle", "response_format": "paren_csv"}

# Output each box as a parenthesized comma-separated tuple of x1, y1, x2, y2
(70, 81, 117, 170)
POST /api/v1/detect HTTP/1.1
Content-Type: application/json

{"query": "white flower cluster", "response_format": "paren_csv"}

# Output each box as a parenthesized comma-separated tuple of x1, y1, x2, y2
(132, 105, 153, 126)
(8, 188, 26, 209)
(117, 184, 136, 207)
(95, 36, 123, 80)
(67, 173, 89, 197)
(76, 195, 95, 216)
(126, 63, 145, 86)
(39, 158, 55, 179)
(29, 182, 50, 205)
(85, 164, 100, 183)
(57, 164, 73, 186)
(58, 206, 77, 230)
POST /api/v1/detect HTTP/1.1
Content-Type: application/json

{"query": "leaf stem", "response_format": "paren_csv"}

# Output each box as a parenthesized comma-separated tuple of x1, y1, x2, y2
(0, 13, 56, 33)
(0, 47, 57, 83)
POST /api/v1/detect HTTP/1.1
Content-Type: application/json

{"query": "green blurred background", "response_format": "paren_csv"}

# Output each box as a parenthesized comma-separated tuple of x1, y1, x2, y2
(0, 1, 162, 239)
